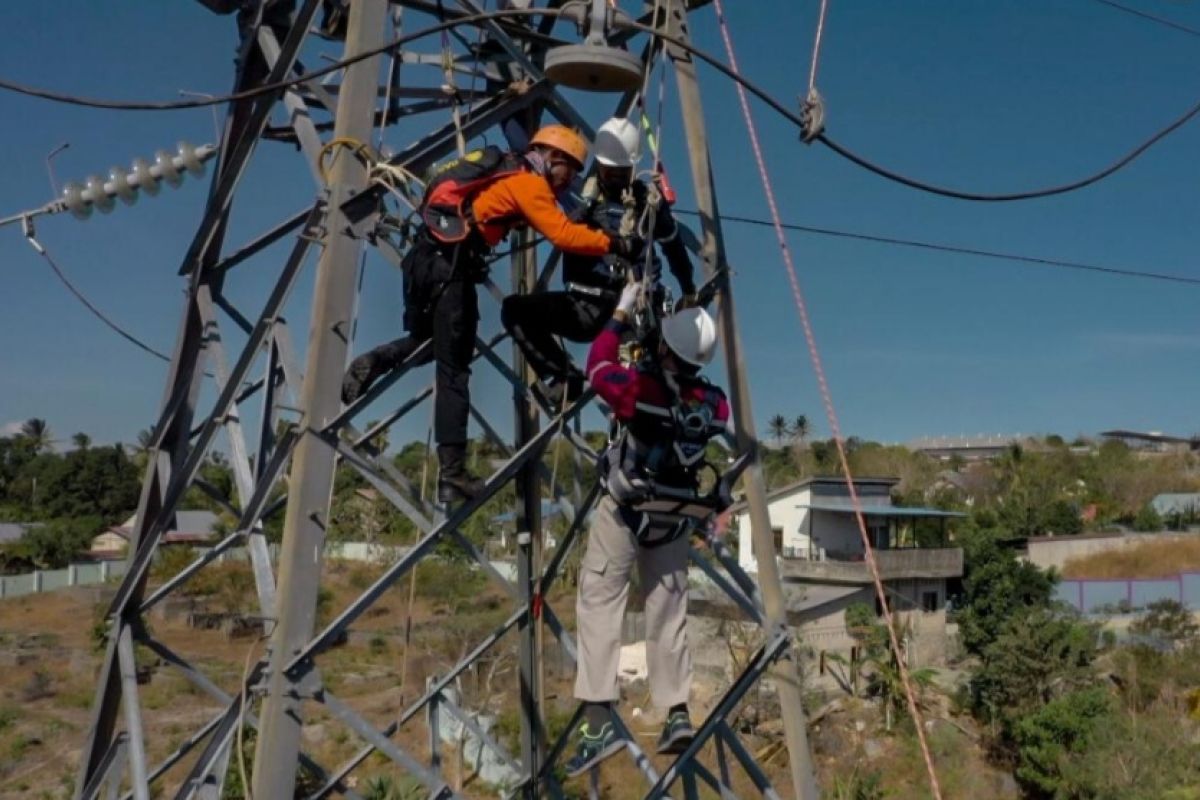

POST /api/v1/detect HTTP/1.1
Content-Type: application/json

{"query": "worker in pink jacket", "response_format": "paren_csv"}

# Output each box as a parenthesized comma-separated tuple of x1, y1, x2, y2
(567, 282, 728, 776)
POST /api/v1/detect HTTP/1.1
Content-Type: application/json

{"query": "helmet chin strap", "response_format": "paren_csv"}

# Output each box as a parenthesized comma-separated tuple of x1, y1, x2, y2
(662, 361, 682, 396)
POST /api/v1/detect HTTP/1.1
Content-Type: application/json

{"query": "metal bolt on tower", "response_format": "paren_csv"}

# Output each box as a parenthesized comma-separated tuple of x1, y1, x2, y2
(74, 2, 822, 798)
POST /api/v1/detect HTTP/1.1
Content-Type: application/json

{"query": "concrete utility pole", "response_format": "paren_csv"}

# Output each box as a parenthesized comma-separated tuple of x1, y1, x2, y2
(251, 1, 389, 795)
(662, 1, 821, 797)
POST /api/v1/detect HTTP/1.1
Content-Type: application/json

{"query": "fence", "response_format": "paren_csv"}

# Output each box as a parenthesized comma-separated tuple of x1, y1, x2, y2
(0, 542, 433, 601)
(0, 560, 128, 599)
(1056, 573, 1200, 613)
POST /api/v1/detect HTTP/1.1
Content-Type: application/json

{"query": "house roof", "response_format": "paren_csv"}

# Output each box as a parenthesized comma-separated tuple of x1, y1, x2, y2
(0, 523, 34, 544)
(730, 476, 900, 515)
(118, 510, 220, 535)
(908, 435, 1024, 450)
(1151, 493, 1200, 516)
(797, 499, 965, 518)
(1102, 430, 1198, 446)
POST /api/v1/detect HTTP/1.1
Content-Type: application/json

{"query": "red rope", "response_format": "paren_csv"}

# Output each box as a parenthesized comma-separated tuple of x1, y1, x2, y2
(709, 2, 945, 797)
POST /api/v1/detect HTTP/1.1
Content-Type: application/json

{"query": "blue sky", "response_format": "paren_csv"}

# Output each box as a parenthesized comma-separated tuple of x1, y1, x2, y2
(0, 0, 1198, 452)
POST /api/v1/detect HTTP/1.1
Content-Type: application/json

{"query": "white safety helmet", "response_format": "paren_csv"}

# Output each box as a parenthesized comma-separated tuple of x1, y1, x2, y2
(593, 117, 642, 168)
(661, 307, 718, 368)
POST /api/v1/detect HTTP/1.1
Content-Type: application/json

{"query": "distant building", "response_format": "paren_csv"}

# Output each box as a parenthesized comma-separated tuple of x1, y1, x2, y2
(90, 510, 221, 558)
(907, 434, 1025, 462)
(732, 477, 963, 569)
(726, 477, 965, 678)
(1151, 493, 1200, 519)
(1101, 430, 1199, 455)
(0, 522, 38, 546)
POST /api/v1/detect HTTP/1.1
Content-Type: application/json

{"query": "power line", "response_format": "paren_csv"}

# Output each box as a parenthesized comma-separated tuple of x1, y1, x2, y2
(674, 209, 1200, 287)
(621, 19, 1200, 203)
(0, 8, 555, 111)
(1090, 0, 1200, 38)
(32, 242, 174, 363)
(0, 9, 1196, 206)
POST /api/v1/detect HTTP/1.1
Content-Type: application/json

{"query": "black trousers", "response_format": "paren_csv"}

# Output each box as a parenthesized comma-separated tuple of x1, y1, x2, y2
(501, 290, 615, 383)
(362, 235, 480, 448)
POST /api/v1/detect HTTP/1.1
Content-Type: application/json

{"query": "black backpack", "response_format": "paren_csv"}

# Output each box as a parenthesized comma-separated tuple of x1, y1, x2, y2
(420, 146, 523, 243)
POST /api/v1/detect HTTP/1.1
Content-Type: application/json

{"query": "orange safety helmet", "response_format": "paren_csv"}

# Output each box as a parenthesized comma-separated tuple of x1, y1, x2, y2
(528, 124, 589, 169)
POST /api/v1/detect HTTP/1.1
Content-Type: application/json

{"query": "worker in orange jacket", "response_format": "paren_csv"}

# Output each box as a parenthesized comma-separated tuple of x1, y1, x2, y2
(342, 125, 642, 505)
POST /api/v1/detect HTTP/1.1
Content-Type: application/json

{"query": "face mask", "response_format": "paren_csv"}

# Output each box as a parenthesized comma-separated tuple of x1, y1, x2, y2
(523, 150, 550, 178)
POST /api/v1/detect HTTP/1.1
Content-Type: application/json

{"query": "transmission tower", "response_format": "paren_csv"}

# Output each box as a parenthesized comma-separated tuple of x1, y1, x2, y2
(75, 1, 820, 798)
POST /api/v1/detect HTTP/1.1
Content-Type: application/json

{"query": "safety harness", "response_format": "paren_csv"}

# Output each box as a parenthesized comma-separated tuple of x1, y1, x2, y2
(598, 366, 734, 548)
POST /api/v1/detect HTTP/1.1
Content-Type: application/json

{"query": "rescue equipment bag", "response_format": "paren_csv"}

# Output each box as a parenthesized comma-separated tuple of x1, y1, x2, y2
(420, 146, 523, 243)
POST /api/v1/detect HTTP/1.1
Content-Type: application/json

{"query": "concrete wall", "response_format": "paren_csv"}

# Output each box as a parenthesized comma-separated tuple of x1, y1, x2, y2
(0, 560, 126, 599)
(735, 494, 809, 573)
(795, 589, 950, 692)
(1026, 531, 1199, 572)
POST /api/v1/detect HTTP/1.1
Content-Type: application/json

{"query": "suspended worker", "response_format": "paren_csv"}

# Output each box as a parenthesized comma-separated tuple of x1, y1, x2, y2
(500, 117, 696, 409)
(341, 125, 644, 504)
(566, 282, 727, 776)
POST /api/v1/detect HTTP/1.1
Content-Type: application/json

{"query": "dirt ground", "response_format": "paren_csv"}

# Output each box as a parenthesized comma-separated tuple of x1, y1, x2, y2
(0, 559, 799, 799)
(0, 558, 1012, 799)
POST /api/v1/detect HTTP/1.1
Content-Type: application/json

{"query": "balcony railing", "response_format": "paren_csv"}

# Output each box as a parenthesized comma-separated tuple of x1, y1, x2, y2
(779, 547, 963, 582)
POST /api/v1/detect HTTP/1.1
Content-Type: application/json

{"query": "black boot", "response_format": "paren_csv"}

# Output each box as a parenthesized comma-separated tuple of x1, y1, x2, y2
(437, 444, 485, 505)
(540, 371, 587, 414)
(342, 352, 384, 405)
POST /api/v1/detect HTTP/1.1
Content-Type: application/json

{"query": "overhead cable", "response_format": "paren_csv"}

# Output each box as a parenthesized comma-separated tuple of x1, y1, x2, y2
(674, 209, 1200, 287)
(1090, 0, 1200, 38)
(617, 18, 1200, 202)
(24, 233, 173, 363)
(0, 7, 1196, 203)
(0, 8, 561, 111)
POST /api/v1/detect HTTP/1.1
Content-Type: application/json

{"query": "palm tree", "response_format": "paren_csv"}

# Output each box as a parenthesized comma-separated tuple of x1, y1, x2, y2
(19, 418, 53, 454)
(71, 432, 91, 450)
(136, 428, 155, 453)
(790, 414, 810, 447)
(768, 414, 789, 446)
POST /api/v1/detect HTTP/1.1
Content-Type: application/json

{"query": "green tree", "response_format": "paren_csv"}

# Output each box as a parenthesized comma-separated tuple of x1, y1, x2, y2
(955, 523, 1056, 655)
(19, 418, 53, 454)
(968, 608, 1098, 748)
(34, 446, 139, 520)
(1130, 598, 1199, 647)
(1133, 504, 1163, 532)
(1044, 500, 1082, 535)
(0, 436, 38, 505)
(1012, 687, 1113, 799)
(16, 517, 104, 568)
(71, 432, 91, 451)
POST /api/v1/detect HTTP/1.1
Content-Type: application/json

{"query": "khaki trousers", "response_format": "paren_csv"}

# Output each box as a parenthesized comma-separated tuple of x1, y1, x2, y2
(574, 496, 692, 708)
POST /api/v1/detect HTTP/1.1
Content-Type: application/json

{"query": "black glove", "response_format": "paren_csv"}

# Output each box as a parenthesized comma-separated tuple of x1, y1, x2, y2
(607, 234, 645, 261)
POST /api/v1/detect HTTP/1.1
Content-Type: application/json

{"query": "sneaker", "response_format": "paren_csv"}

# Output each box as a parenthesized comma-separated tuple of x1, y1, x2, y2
(564, 721, 624, 777)
(655, 711, 695, 755)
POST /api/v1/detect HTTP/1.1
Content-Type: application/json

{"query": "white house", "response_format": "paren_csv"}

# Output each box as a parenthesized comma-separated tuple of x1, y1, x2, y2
(733, 477, 960, 574)
(726, 477, 966, 679)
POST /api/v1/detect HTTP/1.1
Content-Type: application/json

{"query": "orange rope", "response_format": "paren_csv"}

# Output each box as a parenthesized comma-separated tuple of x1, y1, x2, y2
(709, 2, 945, 797)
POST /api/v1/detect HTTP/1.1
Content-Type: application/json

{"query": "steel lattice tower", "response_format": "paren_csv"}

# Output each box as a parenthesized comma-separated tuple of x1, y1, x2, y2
(75, 2, 820, 798)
